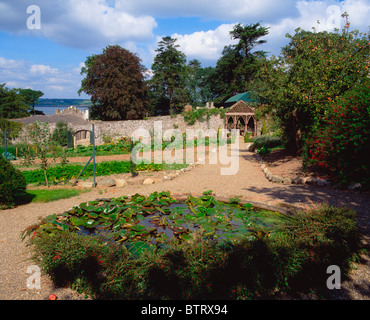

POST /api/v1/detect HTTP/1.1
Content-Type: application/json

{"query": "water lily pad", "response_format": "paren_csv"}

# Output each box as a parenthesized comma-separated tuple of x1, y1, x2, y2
(131, 224, 147, 232)
(86, 212, 99, 219)
(84, 219, 98, 228)
(70, 216, 86, 227)
(214, 213, 227, 222)
(136, 214, 145, 221)
(79, 203, 99, 212)
(122, 208, 134, 219)
(215, 222, 229, 231)
(180, 233, 193, 242)
(185, 214, 197, 221)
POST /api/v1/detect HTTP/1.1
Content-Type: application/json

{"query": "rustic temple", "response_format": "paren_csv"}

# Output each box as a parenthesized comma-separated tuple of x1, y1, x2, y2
(224, 92, 258, 137)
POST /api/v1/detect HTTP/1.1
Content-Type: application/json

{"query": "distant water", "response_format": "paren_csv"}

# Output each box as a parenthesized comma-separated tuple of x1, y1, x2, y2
(35, 106, 89, 116)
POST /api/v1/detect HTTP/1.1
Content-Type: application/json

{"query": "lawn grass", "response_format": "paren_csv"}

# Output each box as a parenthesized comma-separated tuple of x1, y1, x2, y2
(24, 188, 86, 203)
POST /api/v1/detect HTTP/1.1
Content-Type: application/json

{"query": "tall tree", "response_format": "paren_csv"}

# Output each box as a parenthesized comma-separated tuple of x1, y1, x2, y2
(186, 59, 214, 106)
(17, 88, 44, 115)
(210, 23, 269, 104)
(149, 36, 189, 115)
(0, 84, 28, 119)
(79, 45, 148, 120)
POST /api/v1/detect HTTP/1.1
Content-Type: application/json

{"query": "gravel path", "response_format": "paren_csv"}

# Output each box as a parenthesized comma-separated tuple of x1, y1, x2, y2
(1, 138, 369, 300)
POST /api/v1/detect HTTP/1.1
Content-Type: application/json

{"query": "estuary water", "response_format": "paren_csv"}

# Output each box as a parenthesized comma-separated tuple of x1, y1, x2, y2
(35, 106, 89, 116)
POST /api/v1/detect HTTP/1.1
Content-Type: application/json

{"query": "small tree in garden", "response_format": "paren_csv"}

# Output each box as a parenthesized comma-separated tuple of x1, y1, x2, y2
(51, 121, 70, 147)
(26, 122, 54, 187)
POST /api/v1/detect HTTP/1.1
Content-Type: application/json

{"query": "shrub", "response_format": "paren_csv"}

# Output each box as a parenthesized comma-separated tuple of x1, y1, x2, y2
(0, 118, 23, 141)
(249, 135, 282, 152)
(182, 108, 225, 126)
(51, 121, 70, 147)
(306, 83, 370, 186)
(257, 145, 271, 156)
(0, 156, 27, 208)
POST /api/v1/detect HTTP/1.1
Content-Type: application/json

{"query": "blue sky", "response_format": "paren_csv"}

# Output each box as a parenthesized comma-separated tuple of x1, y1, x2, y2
(0, 0, 369, 99)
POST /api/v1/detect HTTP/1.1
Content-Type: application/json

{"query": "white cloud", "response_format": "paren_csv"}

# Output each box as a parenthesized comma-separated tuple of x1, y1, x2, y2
(173, 24, 237, 62)
(0, 57, 87, 98)
(30, 64, 59, 75)
(0, 57, 24, 69)
(0, 0, 157, 50)
(158, 0, 369, 63)
(48, 85, 64, 91)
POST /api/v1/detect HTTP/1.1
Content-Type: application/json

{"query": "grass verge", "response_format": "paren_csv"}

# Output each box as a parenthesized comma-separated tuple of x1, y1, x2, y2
(24, 188, 87, 203)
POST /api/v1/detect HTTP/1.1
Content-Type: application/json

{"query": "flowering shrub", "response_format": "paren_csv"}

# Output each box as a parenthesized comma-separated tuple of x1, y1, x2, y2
(307, 83, 370, 186)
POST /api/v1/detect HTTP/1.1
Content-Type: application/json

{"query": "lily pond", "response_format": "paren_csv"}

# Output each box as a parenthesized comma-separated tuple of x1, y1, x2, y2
(37, 191, 287, 256)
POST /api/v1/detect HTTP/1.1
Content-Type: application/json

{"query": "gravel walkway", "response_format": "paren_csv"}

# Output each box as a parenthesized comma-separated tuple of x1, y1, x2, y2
(1, 138, 369, 300)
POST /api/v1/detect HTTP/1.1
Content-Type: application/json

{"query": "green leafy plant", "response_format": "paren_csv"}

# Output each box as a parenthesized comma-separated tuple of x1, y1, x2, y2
(257, 145, 271, 156)
(250, 135, 282, 152)
(0, 156, 27, 209)
(22, 160, 188, 185)
(306, 82, 370, 186)
(2, 152, 16, 160)
(51, 121, 71, 147)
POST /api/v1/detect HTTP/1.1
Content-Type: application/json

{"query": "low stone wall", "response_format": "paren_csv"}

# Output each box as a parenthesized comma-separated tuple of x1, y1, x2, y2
(12, 115, 226, 146)
(71, 115, 225, 145)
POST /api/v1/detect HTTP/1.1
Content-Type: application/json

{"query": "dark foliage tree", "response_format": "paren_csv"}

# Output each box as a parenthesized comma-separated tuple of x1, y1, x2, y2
(210, 23, 269, 104)
(149, 36, 190, 115)
(186, 59, 215, 106)
(0, 84, 29, 119)
(79, 45, 148, 121)
(17, 88, 44, 115)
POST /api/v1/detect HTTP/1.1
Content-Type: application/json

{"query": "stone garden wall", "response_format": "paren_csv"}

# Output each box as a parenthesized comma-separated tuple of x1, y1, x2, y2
(88, 114, 225, 145)
(12, 114, 225, 146)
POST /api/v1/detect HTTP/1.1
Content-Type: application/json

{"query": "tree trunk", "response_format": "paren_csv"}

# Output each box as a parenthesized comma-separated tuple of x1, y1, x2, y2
(291, 110, 301, 151)
(44, 169, 49, 188)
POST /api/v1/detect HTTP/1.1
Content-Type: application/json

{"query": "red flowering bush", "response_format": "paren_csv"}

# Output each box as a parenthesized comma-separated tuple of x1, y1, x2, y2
(307, 82, 370, 186)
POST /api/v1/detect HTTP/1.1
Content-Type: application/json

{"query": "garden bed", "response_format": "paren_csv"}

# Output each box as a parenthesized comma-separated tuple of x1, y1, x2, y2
(22, 192, 362, 300)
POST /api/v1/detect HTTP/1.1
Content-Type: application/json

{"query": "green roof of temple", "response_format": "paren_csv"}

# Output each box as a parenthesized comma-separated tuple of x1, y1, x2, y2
(225, 92, 257, 103)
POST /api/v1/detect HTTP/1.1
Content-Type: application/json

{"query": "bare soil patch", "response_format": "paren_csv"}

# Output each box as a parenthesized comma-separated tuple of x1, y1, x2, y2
(261, 148, 331, 181)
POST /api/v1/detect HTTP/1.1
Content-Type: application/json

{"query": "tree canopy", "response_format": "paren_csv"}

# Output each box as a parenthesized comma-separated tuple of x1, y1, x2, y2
(0, 84, 29, 119)
(209, 22, 269, 104)
(17, 88, 44, 115)
(149, 36, 190, 115)
(252, 15, 370, 185)
(79, 45, 148, 121)
(253, 21, 369, 151)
